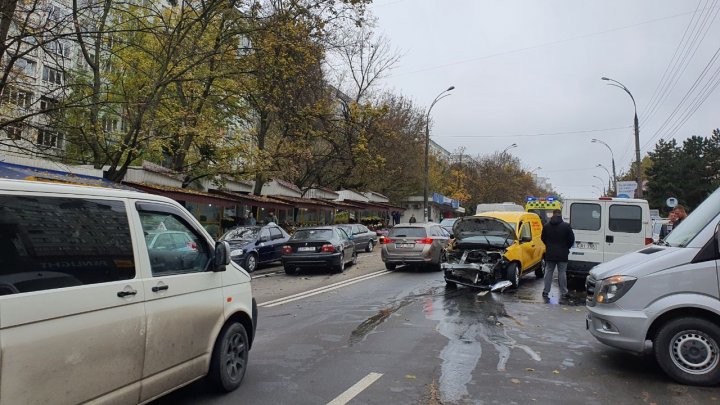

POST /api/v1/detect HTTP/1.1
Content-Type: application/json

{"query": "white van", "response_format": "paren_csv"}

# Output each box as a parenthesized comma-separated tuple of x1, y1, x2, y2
(0, 179, 256, 404)
(563, 197, 652, 280)
(586, 187, 720, 385)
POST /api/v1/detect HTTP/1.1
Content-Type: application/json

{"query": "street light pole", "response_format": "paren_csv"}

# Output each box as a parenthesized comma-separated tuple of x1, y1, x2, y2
(502, 143, 518, 154)
(424, 85, 455, 223)
(601, 77, 642, 197)
(591, 138, 617, 196)
(596, 164, 612, 195)
(592, 175, 606, 195)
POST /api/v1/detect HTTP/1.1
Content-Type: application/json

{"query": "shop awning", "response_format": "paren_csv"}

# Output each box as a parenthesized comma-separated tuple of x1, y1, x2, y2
(271, 195, 336, 210)
(124, 182, 238, 206)
(210, 190, 292, 210)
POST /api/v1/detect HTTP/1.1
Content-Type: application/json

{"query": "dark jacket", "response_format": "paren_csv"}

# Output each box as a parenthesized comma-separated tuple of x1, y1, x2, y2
(541, 215, 575, 262)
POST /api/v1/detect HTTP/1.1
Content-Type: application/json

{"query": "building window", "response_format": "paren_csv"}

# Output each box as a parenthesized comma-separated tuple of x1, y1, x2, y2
(37, 129, 64, 149)
(39, 96, 58, 112)
(1, 87, 33, 109)
(15, 58, 36, 76)
(46, 40, 70, 57)
(3, 122, 23, 140)
(42, 65, 63, 85)
(102, 116, 119, 132)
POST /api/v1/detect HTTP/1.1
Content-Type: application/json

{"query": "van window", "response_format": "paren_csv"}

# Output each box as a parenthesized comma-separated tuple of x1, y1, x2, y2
(139, 212, 210, 276)
(0, 196, 135, 295)
(609, 205, 642, 233)
(570, 203, 601, 231)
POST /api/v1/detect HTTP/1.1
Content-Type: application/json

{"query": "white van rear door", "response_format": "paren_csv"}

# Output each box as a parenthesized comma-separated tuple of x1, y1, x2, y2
(567, 201, 605, 264)
(605, 202, 648, 262)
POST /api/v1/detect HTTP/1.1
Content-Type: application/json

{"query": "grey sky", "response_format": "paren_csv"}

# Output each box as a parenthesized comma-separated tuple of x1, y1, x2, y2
(369, 0, 720, 198)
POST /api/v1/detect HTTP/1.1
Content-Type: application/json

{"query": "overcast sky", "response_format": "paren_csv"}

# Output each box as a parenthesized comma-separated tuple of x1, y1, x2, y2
(368, 0, 720, 199)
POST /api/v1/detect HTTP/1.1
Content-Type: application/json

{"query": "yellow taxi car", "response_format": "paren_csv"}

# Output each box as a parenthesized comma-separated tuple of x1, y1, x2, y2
(442, 211, 546, 289)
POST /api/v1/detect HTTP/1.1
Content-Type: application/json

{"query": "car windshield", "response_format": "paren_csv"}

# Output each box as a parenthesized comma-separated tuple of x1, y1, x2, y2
(220, 227, 259, 241)
(388, 227, 426, 238)
(664, 188, 720, 247)
(292, 229, 334, 240)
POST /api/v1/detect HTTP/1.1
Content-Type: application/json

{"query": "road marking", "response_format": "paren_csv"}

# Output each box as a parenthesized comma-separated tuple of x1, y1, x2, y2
(326, 372, 383, 405)
(258, 270, 391, 308)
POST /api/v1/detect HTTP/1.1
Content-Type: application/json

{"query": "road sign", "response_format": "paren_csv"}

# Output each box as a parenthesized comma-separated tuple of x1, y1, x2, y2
(616, 181, 638, 198)
(666, 197, 678, 208)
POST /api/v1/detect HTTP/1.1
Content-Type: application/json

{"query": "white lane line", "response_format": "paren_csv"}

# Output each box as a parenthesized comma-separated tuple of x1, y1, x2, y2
(258, 270, 389, 306)
(258, 271, 391, 308)
(327, 372, 383, 405)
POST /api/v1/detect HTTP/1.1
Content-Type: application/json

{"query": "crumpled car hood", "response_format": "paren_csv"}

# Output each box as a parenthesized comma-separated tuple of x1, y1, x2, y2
(452, 216, 516, 241)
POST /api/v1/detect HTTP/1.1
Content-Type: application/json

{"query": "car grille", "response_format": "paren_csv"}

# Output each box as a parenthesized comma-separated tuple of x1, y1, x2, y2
(585, 275, 597, 306)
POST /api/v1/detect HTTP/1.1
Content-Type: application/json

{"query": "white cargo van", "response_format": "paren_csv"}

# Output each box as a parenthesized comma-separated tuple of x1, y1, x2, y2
(563, 197, 652, 280)
(0, 179, 256, 404)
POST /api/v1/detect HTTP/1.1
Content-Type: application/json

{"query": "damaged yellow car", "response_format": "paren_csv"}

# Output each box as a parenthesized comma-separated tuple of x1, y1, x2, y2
(442, 211, 546, 290)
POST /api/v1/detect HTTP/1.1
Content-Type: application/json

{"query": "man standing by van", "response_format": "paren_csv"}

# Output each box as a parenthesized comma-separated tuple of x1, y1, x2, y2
(541, 209, 575, 299)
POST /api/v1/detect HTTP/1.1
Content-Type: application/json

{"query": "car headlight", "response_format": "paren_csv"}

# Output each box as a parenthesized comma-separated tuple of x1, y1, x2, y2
(230, 249, 244, 257)
(595, 275, 637, 304)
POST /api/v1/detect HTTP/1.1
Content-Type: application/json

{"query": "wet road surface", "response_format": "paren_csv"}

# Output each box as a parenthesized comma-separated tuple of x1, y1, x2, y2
(154, 252, 719, 404)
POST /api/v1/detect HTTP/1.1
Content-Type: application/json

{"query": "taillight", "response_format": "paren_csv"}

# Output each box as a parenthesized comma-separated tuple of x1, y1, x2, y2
(645, 238, 654, 245)
(382, 237, 393, 244)
(321, 244, 335, 253)
(416, 237, 433, 244)
(187, 242, 197, 250)
(282, 245, 292, 254)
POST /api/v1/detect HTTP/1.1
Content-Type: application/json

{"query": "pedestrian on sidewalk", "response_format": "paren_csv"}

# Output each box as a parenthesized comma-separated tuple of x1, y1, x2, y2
(541, 209, 575, 299)
(409, 214, 417, 223)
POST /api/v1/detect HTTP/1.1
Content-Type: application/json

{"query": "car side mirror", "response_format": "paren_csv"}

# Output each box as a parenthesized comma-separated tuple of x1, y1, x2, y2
(521, 235, 532, 243)
(213, 241, 231, 272)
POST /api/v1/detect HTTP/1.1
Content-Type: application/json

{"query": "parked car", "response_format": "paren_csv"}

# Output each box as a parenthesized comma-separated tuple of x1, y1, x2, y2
(586, 186, 720, 386)
(281, 226, 357, 274)
(563, 197, 652, 282)
(380, 223, 450, 271)
(442, 211, 546, 289)
(0, 179, 256, 404)
(145, 230, 197, 251)
(439, 218, 459, 236)
(220, 223, 290, 272)
(337, 224, 378, 252)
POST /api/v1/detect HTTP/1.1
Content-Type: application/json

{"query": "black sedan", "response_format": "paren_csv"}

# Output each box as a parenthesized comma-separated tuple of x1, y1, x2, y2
(220, 223, 290, 272)
(281, 226, 357, 274)
(336, 224, 378, 253)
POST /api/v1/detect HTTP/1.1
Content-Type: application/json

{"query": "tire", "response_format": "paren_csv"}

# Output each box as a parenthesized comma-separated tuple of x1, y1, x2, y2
(284, 264, 296, 275)
(432, 251, 447, 272)
(385, 263, 396, 270)
(208, 322, 249, 392)
(505, 262, 520, 289)
(365, 240, 374, 253)
(654, 317, 720, 386)
(534, 258, 545, 278)
(333, 253, 345, 273)
(445, 279, 457, 289)
(244, 253, 258, 273)
(351, 251, 358, 266)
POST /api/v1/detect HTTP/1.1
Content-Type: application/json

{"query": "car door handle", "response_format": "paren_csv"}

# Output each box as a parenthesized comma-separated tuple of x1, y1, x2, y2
(117, 289, 137, 298)
(152, 284, 169, 293)
(606, 235, 614, 243)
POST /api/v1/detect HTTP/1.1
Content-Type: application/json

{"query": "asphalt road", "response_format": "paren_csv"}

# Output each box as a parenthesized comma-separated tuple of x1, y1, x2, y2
(154, 250, 719, 405)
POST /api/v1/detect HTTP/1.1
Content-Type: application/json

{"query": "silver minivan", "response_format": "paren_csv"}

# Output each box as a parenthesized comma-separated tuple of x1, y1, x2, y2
(586, 187, 720, 386)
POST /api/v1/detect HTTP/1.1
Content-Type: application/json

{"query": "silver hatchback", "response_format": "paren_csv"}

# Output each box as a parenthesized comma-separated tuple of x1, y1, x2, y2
(380, 223, 450, 270)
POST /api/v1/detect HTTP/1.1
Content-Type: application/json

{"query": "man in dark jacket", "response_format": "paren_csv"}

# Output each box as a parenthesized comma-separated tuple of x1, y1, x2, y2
(541, 209, 575, 299)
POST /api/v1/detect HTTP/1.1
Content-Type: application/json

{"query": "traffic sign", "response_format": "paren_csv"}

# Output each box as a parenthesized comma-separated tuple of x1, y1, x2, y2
(666, 197, 678, 208)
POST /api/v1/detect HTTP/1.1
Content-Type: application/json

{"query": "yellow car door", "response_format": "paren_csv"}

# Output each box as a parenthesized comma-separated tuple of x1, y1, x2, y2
(530, 217, 546, 265)
(517, 220, 536, 272)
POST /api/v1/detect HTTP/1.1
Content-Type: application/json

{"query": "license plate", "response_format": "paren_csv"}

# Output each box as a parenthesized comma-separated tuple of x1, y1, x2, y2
(575, 242, 598, 250)
(298, 247, 315, 252)
(396, 243, 414, 248)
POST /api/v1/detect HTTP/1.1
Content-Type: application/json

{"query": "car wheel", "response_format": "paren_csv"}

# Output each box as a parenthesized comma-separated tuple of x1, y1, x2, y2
(208, 321, 249, 392)
(654, 317, 720, 386)
(284, 264, 296, 275)
(333, 253, 345, 273)
(445, 279, 457, 289)
(385, 263, 396, 270)
(534, 258, 545, 278)
(433, 250, 447, 272)
(366, 240, 374, 252)
(505, 262, 520, 289)
(244, 253, 258, 273)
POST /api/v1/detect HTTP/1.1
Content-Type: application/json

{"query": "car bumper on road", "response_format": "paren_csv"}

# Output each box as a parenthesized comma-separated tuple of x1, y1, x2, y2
(586, 304, 649, 353)
(567, 260, 600, 277)
(282, 252, 341, 268)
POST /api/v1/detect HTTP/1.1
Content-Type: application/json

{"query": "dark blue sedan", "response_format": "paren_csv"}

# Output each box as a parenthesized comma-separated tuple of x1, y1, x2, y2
(220, 223, 290, 272)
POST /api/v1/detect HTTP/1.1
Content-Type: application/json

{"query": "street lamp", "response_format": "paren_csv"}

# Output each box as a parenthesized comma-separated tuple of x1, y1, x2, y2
(502, 143, 518, 154)
(591, 138, 617, 195)
(592, 175, 606, 195)
(424, 85, 455, 223)
(601, 76, 642, 197)
(591, 185, 603, 196)
(596, 164, 612, 194)
(531, 166, 542, 173)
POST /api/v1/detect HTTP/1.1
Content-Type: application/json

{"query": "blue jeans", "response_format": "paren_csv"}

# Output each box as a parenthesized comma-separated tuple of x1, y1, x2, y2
(543, 260, 568, 295)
